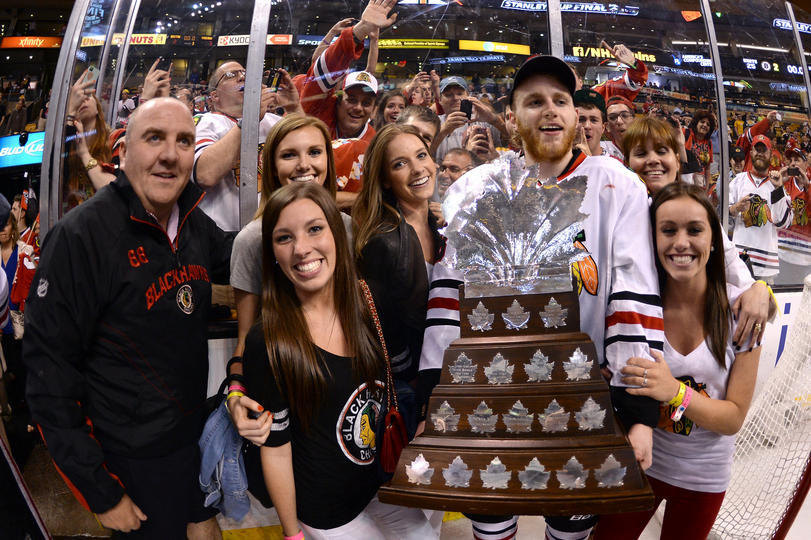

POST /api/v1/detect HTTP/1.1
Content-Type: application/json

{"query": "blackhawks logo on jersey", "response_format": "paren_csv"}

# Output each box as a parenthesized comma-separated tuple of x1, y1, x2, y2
(336, 380, 384, 465)
(743, 193, 772, 228)
(571, 230, 598, 296)
(793, 197, 808, 227)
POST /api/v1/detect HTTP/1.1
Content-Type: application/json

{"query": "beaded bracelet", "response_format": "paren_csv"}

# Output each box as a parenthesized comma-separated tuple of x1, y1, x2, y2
(668, 382, 687, 407)
(671, 385, 693, 422)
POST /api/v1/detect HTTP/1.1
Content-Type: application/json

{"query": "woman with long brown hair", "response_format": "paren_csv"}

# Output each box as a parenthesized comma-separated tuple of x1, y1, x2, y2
(65, 70, 115, 208)
(372, 90, 407, 130)
(594, 183, 761, 540)
(242, 182, 435, 539)
(352, 123, 444, 435)
(622, 116, 774, 347)
(228, 114, 349, 449)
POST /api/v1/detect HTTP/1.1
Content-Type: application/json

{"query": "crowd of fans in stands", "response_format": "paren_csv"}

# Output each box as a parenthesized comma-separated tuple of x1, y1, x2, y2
(2, 1, 811, 538)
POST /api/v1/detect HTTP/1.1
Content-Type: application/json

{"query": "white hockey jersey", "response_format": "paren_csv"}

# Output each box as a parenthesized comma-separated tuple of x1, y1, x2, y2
(421, 152, 663, 392)
(192, 111, 281, 231)
(728, 172, 793, 278)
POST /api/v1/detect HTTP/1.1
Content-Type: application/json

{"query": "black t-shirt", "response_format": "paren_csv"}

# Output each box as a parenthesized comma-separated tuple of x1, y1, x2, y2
(243, 326, 385, 529)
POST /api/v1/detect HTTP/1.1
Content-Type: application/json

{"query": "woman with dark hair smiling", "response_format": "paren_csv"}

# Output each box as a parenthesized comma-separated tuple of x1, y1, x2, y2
(352, 123, 444, 436)
(227, 114, 349, 444)
(373, 90, 407, 130)
(622, 116, 775, 348)
(242, 182, 435, 540)
(594, 183, 761, 540)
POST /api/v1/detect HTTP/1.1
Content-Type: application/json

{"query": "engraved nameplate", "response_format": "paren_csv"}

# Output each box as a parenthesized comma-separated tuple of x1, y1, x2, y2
(468, 302, 494, 332)
(595, 454, 626, 488)
(518, 457, 550, 490)
(539, 399, 570, 432)
(468, 401, 498, 433)
(443, 456, 473, 488)
(406, 454, 435, 486)
(539, 297, 568, 328)
(563, 347, 593, 380)
(480, 457, 511, 489)
(557, 456, 588, 490)
(449, 352, 477, 384)
(524, 349, 554, 382)
(502, 400, 534, 433)
(484, 353, 514, 384)
(575, 396, 606, 431)
(431, 401, 461, 432)
(502, 299, 530, 330)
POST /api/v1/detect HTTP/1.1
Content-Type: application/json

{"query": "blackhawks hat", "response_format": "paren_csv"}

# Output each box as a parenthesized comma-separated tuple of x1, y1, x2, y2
(751, 134, 773, 151)
(509, 55, 576, 105)
(785, 137, 806, 160)
(343, 70, 378, 94)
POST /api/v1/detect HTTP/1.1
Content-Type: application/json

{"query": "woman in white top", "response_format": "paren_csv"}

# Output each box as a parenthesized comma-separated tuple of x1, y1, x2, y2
(622, 116, 774, 350)
(594, 182, 761, 540)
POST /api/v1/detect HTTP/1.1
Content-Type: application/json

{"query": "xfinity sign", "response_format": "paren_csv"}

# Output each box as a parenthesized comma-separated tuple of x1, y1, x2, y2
(0, 132, 45, 169)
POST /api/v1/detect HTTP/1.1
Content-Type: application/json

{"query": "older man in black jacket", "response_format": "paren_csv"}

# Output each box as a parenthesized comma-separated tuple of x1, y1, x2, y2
(24, 97, 233, 538)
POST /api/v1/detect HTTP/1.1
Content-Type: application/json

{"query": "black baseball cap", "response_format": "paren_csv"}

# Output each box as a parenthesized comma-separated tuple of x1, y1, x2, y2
(573, 89, 606, 116)
(731, 146, 746, 162)
(509, 55, 577, 105)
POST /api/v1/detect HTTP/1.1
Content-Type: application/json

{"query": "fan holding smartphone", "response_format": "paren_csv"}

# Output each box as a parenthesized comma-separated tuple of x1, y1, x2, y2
(435, 76, 507, 164)
(65, 67, 116, 207)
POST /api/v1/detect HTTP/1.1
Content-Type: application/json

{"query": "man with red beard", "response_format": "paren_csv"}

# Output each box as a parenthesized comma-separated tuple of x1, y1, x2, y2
(420, 56, 663, 540)
(729, 135, 793, 282)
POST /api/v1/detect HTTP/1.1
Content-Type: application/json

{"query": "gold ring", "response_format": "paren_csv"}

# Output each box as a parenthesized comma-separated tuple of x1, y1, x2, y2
(754, 323, 762, 333)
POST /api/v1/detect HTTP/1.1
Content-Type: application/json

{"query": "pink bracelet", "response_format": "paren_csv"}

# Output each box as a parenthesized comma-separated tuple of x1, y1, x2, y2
(671, 385, 693, 422)
(228, 384, 247, 394)
(284, 531, 304, 540)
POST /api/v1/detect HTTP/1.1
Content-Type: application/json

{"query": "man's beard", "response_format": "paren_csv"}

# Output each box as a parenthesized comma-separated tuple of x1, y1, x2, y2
(517, 118, 576, 164)
(752, 156, 770, 174)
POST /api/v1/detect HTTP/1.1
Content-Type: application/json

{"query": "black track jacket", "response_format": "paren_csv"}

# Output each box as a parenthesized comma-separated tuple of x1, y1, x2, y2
(23, 171, 233, 513)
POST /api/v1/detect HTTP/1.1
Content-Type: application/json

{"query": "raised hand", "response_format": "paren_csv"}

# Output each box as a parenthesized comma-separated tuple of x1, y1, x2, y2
(600, 40, 637, 67)
(142, 58, 172, 101)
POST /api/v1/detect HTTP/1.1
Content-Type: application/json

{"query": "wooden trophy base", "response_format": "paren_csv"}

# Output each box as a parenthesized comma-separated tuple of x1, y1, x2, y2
(378, 289, 654, 516)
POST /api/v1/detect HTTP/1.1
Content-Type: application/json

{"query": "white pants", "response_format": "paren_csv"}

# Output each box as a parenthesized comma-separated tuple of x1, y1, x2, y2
(300, 496, 438, 540)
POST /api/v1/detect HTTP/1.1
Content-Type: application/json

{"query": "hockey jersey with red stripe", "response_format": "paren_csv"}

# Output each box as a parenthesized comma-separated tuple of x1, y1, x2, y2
(592, 60, 648, 104)
(422, 152, 664, 393)
(729, 172, 793, 278)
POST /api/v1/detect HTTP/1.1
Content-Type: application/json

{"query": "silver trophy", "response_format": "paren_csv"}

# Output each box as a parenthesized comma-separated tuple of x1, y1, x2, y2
(442, 157, 591, 297)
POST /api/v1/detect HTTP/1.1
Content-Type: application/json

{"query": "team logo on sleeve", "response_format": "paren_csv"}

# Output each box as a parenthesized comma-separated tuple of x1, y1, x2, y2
(336, 381, 384, 465)
(571, 230, 598, 296)
(36, 278, 48, 298)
